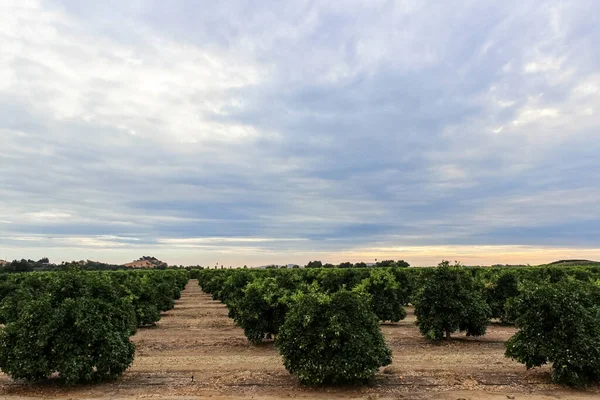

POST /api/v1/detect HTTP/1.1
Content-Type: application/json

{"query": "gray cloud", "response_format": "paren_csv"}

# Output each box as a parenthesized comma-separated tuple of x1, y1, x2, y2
(0, 0, 599, 265)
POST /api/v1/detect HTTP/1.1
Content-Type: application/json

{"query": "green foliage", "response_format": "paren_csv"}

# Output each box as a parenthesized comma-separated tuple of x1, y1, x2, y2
(108, 269, 188, 327)
(388, 267, 414, 305)
(484, 272, 519, 324)
(505, 280, 600, 386)
(0, 259, 35, 273)
(0, 258, 168, 273)
(220, 269, 255, 303)
(0, 274, 45, 324)
(414, 265, 490, 340)
(276, 290, 392, 385)
(316, 268, 369, 293)
(438, 260, 463, 268)
(113, 273, 162, 327)
(0, 269, 187, 384)
(228, 277, 290, 344)
(376, 260, 395, 268)
(353, 269, 407, 322)
(188, 269, 202, 279)
(0, 271, 137, 384)
(194, 264, 600, 386)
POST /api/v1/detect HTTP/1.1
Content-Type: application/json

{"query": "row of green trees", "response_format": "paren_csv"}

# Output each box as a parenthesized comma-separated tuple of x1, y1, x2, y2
(195, 263, 600, 387)
(0, 269, 188, 384)
(305, 259, 410, 268)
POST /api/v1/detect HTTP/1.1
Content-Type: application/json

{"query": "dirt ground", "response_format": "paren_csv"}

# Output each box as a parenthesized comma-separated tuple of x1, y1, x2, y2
(1, 279, 599, 400)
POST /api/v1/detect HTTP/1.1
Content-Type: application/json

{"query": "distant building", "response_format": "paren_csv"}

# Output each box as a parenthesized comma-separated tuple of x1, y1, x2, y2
(0, 259, 8, 266)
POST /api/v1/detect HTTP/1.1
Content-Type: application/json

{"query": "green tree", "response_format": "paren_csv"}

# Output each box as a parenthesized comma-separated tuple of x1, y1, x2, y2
(317, 269, 368, 293)
(376, 260, 395, 268)
(276, 290, 391, 385)
(111, 272, 162, 327)
(388, 268, 414, 305)
(353, 269, 407, 322)
(414, 264, 490, 340)
(505, 280, 600, 386)
(0, 271, 136, 384)
(229, 277, 289, 344)
(484, 272, 519, 324)
(306, 260, 323, 269)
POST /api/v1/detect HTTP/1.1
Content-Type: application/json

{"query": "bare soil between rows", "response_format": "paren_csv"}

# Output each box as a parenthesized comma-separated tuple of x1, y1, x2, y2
(1, 279, 598, 400)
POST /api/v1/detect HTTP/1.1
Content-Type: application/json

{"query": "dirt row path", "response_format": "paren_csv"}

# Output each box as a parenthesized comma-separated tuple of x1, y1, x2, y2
(1, 279, 599, 399)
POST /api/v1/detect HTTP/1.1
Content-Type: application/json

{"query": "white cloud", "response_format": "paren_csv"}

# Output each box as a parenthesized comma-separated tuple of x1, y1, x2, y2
(524, 57, 565, 74)
(0, 0, 264, 145)
(512, 107, 560, 125)
(24, 211, 72, 222)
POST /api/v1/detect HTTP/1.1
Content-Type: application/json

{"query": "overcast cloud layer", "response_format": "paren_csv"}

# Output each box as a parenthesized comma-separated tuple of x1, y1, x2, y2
(1, 0, 599, 266)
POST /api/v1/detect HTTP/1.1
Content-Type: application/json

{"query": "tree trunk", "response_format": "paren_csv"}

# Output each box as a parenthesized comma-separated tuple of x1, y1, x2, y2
(445, 328, 451, 339)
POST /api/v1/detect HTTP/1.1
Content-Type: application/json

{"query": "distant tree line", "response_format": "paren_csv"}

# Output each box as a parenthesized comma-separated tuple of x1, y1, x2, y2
(304, 260, 410, 269)
(0, 259, 127, 273)
(0, 257, 192, 274)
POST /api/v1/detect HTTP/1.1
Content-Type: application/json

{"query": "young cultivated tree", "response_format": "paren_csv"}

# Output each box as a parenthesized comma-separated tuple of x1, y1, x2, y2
(219, 269, 255, 303)
(389, 267, 414, 305)
(353, 269, 407, 322)
(414, 263, 490, 340)
(276, 290, 392, 385)
(317, 268, 367, 293)
(484, 272, 519, 324)
(505, 280, 600, 386)
(229, 277, 290, 344)
(0, 271, 137, 384)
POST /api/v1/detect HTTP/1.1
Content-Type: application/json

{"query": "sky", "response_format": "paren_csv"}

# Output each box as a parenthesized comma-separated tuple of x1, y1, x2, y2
(1, 0, 600, 267)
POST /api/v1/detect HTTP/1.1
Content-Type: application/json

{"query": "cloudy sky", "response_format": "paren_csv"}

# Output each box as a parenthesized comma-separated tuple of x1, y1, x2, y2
(1, 0, 599, 266)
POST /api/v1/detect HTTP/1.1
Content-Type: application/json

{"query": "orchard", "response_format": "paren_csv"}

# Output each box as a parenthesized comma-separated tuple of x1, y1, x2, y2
(2, 261, 600, 392)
